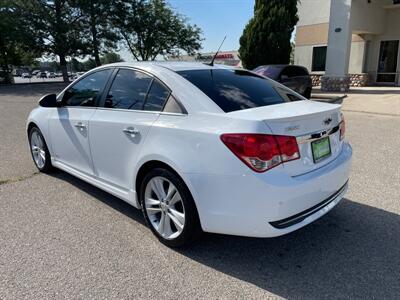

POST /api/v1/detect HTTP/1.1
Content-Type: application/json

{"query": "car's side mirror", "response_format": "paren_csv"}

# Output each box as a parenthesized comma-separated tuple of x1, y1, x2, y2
(38, 94, 59, 107)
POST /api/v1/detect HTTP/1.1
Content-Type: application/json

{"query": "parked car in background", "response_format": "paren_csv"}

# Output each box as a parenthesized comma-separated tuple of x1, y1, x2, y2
(27, 62, 351, 247)
(48, 72, 56, 78)
(69, 72, 78, 80)
(32, 70, 40, 77)
(38, 72, 47, 78)
(21, 72, 32, 78)
(253, 65, 312, 99)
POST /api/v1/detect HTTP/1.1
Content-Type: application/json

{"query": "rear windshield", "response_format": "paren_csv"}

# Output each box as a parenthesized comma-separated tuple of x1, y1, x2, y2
(177, 69, 287, 112)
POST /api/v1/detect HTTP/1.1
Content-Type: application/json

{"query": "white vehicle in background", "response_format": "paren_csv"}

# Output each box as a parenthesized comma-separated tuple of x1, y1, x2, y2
(21, 72, 32, 78)
(37, 71, 47, 78)
(48, 72, 56, 78)
(26, 62, 352, 247)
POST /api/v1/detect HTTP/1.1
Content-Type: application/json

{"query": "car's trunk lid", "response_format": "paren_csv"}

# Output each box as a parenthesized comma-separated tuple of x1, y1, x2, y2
(228, 100, 343, 176)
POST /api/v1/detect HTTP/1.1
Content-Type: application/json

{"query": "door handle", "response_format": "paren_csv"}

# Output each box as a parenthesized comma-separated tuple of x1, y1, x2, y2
(123, 127, 140, 136)
(74, 122, 86, 129)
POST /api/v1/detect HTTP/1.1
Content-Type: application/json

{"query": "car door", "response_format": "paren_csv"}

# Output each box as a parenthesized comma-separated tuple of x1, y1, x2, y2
(89, 68, 171, 192)
(49, 69, 113, 175)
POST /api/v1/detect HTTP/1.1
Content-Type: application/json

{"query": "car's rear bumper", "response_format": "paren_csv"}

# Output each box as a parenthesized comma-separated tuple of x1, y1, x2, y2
(185, 142, 352, 238)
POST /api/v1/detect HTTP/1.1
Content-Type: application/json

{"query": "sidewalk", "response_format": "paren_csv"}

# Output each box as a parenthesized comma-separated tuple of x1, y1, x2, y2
(312, 87, 400, 116)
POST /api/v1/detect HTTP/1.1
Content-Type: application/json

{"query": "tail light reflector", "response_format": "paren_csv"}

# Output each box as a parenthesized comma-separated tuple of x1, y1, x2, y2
(220, 134, 300, 172)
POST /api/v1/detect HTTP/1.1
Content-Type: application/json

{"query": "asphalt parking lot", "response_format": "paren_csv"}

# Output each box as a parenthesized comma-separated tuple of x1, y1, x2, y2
(0, 83, 399, 299)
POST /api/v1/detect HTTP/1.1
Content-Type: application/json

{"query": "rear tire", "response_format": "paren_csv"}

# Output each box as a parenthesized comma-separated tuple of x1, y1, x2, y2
(29, 127, 53, 173)
(140, 168, 202, 247)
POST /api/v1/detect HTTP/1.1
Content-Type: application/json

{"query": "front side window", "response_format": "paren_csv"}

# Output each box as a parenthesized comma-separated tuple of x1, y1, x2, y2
(177, 69, 287, 113)
(143, 80, 170, 111)
(105, 69, 152, 110)
(63, 69, 112, 106)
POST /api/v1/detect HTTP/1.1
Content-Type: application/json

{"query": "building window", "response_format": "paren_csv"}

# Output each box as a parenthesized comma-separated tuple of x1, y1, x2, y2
(312, 46, 327, 72)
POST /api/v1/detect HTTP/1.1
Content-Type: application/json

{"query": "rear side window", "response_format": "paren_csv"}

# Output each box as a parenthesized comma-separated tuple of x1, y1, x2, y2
(163, 95, 185, 114)
(282, 66, 309, 78)
(293, 67, 309, 76)
(63, 69, 112, 106)
(143, 80, 170, 111)
(177, 69, 287, 112)
(105, 69, 152, 110)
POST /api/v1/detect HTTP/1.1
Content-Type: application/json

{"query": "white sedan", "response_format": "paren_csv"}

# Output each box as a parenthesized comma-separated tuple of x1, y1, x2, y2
(26, 62, 352, 247)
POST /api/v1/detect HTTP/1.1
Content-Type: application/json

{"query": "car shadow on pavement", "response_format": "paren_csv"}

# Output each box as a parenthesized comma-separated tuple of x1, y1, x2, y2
(177, 199, 400, 299)
(49, 170, 400, 299)
(49, 170, 146, 227)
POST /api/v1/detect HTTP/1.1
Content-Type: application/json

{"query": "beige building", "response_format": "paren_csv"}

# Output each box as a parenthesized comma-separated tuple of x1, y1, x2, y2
(295, 0, 400, 90)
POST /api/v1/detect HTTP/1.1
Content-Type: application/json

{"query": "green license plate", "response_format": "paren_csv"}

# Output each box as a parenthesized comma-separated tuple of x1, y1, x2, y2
(311, 137, 331, 163)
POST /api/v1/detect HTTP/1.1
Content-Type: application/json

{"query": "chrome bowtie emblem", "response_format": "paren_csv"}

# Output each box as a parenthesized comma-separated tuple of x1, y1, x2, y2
(323, 117, 332, 126)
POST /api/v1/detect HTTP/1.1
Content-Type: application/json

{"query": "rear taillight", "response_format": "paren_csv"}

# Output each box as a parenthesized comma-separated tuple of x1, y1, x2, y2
(339, 117, 345, 141)
(220, 134, 300, 172)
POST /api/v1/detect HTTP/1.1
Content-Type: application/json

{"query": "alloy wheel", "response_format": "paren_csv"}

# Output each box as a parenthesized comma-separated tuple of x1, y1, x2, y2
(144, 176, 186, 240)
(31, 131, 46, 169)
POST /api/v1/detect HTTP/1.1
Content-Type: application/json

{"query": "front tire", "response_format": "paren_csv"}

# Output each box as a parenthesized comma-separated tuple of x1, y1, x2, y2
(29, 127, 53, 173)
(140, 168, 202, 247)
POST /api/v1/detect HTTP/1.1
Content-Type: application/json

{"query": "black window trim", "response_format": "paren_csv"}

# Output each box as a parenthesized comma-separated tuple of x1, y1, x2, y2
(97, 66, 187, 115)
(57, 67, 115, 108)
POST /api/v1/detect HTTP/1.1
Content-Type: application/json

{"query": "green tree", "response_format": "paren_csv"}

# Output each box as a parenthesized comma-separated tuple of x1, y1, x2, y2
(111, 0, 202, 61)
(16, 0, 88, 82)
(239, 0, 298, 69)
(49, 60, 61, 72)
(82, 58, 97, 71)
(290, 41, 295, 65)
(75, 0, 119, 66)
(0, 0, 40, 83)
(101, 52, 124, 64)
(71, 57, 84, 72)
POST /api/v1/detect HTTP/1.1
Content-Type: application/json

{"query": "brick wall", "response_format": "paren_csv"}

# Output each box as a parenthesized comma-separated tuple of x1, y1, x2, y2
(311, 73, 369, 87)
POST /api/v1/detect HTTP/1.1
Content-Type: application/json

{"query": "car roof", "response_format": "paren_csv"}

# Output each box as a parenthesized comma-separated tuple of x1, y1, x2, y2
(105, 61, 234, 72)
(77, 61, 238, 114)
